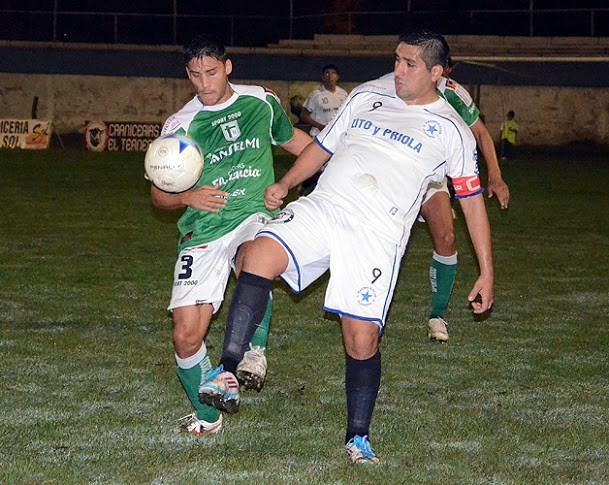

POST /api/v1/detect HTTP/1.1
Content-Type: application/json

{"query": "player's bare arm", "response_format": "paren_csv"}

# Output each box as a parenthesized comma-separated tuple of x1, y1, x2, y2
(264, 142, 330, 210)
(470, 119, 510, 209)
(458, 193, 494, 313)
(151, 184, 228, 213)
(279, 127, 313, 157)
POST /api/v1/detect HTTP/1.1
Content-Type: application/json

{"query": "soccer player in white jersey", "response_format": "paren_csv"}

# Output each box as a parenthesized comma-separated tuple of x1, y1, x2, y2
(298, 64, 349, 195)
(301, 64, 349, 137)
(199, 29, 494, 464)
(149, 34, 311, 436)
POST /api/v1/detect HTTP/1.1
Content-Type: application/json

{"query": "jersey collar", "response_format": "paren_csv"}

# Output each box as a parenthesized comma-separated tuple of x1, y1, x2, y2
(196, 84, 239, 112)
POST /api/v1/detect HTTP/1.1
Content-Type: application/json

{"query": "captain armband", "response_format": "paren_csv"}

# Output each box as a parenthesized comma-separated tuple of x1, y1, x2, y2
(452, 175, 483, 198)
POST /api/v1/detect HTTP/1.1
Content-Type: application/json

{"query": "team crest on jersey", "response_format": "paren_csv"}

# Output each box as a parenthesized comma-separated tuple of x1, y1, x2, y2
(221, 121, 241, 142)
(357, 286, 377, 306)
(268, 208, 294, 224)
(423, 120, 442, 138)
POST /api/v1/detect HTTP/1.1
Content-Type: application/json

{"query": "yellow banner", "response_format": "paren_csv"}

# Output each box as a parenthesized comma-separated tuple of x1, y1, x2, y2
(0, 119, 51, 149)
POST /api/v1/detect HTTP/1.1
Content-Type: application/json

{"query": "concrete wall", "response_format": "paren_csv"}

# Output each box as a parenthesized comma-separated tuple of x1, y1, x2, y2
(2, 72, 608, 146)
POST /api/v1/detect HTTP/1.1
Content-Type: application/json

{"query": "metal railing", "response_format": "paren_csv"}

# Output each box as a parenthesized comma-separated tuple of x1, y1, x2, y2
(1, 7, 607, 46)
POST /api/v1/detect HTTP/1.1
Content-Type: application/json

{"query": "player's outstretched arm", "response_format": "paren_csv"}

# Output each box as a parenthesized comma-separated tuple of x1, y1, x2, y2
(264, 142, 331, 210)
(151, 184, 228, 213)
(458, 193, 494, 314)
(471, 119, 510, 209)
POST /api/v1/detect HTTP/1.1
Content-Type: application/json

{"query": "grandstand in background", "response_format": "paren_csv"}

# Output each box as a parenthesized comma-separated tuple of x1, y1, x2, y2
(2, 2, 608, 146)
(1, 3, 608, 47)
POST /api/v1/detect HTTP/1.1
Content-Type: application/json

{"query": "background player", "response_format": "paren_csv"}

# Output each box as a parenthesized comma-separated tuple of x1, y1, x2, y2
(298, 64, 349, 195)
(150, 34, 311, 436)
(199, 29, 494, 464)
(500, 109, 518, 160)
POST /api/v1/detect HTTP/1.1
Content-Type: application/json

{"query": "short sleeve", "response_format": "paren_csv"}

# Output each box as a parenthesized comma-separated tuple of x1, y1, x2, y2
(267, 92, 295, 145)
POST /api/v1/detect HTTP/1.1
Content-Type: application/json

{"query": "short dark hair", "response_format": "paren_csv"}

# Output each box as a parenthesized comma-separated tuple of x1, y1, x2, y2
(322, 64, 339, 75)
(398, 29, 450, 70)
(183, 34, 227, 65)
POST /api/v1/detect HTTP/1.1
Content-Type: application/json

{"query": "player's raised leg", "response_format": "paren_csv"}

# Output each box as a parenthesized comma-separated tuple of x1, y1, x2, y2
(233, 239, 273, 392)
(198, 237, 288, 413)
(236, 294, 272, 391)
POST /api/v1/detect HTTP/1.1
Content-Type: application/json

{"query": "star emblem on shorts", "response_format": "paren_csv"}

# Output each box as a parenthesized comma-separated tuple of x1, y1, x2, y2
(357, 287, 377, 306)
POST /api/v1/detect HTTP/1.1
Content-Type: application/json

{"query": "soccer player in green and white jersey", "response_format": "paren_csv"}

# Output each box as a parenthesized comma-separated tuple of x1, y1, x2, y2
(419, 58, 510, 342)
(150, 34, 311, 435)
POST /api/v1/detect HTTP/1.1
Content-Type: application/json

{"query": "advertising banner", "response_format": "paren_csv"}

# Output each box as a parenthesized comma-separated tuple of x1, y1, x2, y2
(0, 119, 52, 149)
(85, 120, 161, 152)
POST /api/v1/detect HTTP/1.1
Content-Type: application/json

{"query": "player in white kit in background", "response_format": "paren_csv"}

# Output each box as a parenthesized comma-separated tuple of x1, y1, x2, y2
(298, 64, 349, 195)
(198, 29, 494, 465)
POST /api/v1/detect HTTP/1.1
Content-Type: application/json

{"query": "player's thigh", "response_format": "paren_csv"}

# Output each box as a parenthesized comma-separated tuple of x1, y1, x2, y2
(256, 197, 332, 292)
(420, 190, 455, 255)
(239, 236, 290, 280)
(325, 218, 406, 329)
(228, 213, 271, 274)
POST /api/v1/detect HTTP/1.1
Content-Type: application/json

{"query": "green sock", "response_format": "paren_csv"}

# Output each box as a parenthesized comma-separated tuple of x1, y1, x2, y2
(429, 252, 458, 319)
(175, 344, 220, 423)
(249, 292, 272, 350)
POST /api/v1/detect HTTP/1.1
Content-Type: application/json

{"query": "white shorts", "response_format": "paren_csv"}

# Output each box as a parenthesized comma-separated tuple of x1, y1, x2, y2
(169, 213, 270, 312)
(256, 195, 407, 331)
(422, 177, 449, 204)
(418, 178, 450, 222)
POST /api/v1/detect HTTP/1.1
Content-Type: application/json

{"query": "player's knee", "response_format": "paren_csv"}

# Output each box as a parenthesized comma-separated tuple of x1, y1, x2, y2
(241, 237, 288, 278)
(434, 230, 456, 255)
(172, 314, 203, 357)
(342, 322, 379, 359)
(345, 340, 379, 360)
(172, 330, 201, 358)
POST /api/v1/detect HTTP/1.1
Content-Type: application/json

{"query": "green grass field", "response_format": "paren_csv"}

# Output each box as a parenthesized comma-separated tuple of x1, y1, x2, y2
(1, 146, 608, 484)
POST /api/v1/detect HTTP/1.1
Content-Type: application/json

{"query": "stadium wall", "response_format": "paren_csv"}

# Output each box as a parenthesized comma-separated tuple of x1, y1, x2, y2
(1, 72, 608, 147)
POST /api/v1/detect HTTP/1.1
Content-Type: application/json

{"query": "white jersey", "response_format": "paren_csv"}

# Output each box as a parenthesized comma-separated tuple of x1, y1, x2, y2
(314, 74, 480, 242)
(304, 85, 349, 136)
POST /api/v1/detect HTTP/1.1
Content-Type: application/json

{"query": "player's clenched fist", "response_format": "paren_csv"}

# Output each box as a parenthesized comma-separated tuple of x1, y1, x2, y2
(264, 182, 289, 210)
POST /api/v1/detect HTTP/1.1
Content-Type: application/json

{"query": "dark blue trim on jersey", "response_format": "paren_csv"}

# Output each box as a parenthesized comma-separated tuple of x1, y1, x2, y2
(314, 137, 333, 156)
(322, 307, 384, 333)
(256, 230, 303, 293)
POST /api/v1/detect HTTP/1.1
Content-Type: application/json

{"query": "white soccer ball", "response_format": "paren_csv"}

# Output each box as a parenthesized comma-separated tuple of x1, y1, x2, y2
(144, 133, 204, 193)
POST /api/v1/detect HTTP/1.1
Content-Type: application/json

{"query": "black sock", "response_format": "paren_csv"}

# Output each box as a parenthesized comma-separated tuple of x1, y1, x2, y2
(220, 271, 273, 374)
(345, 351, 381, 444)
